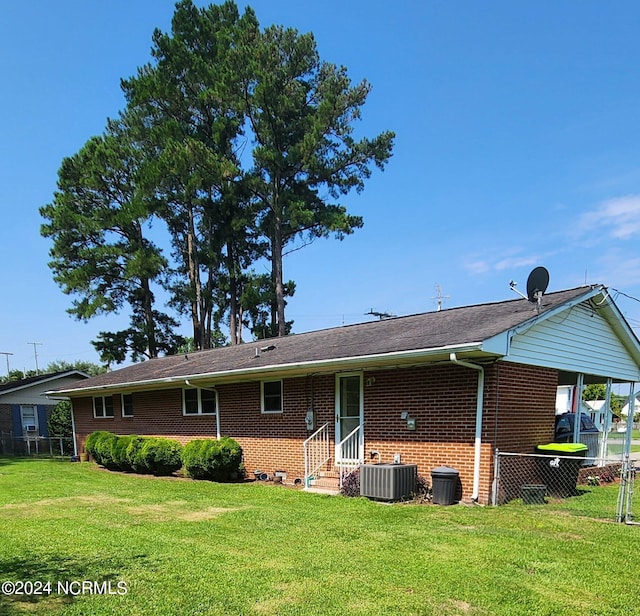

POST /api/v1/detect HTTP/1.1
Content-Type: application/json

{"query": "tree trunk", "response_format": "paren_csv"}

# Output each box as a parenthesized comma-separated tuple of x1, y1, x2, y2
(271, 179, 286, 338)
(135, 223, 158, 358)
(273, 212, 286, 338)
(140, 276, 157, 358)
(186, 203, 204, 350)
(227, 239, 239, 345)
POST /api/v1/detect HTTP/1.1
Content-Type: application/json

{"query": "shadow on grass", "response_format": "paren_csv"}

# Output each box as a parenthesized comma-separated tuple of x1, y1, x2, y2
(0, 457, 19, 468)
(0, 457, 72, 468)
(0, 554, 144, 616)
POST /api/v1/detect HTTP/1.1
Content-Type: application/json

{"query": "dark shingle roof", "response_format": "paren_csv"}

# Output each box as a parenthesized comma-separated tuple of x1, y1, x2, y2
(0, 370, 88, 395)
(55, 286, 597, 395)
(0, 370, 87, 394)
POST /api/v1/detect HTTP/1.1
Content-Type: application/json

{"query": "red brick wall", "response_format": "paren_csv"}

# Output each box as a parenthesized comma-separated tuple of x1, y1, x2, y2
(478, 362, 557, 503)
(72, 361, 558, 504)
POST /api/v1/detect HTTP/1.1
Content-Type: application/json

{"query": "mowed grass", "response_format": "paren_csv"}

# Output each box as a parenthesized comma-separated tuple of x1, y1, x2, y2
(1, 458, 639, 616)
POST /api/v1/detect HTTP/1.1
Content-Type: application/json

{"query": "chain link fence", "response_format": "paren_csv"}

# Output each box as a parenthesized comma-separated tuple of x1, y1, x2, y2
(0, 432, 73, 458)
(494, 448, 638, 523)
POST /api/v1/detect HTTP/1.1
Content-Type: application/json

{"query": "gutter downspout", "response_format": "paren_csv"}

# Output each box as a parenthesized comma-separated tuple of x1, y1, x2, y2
(70, 402, 78, 457)
(185, 380, 221, 440)
(450, 353, 484, 502)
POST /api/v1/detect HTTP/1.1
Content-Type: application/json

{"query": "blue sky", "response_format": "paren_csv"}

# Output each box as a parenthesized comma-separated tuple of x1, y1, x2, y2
(3, 1, 640, 373)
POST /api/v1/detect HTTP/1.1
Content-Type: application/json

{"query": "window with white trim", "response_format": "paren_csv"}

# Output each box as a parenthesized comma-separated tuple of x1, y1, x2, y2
(93, 396, 114, 418)
(261, 380, 283, 414)
(182, 388, 218, 416)
(20, 405, 39, 434)
(121, 393, 134, 418)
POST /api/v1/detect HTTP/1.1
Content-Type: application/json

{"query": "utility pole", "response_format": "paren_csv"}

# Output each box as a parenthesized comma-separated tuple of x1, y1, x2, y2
(27, 342, 43, 375)
(0, 352, 13, 376)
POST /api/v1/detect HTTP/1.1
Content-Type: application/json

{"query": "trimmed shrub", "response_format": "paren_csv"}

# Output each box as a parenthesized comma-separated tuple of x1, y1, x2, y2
(131, 437, 183, 476)
(93, 432, 119, 469)
(110, 435, 141, 471)
(84, 431, 112, 460)
(125, 436, 146, 471)
(182, 437, 243, 481)
(84, 432, 182, 476)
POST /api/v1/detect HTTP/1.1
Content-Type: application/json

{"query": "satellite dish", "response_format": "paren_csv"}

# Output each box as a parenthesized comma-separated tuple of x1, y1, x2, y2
(526, 266, 549, 304)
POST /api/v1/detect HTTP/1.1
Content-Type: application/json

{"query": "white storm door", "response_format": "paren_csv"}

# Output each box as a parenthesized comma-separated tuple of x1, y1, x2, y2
(335, 373, 364, 463)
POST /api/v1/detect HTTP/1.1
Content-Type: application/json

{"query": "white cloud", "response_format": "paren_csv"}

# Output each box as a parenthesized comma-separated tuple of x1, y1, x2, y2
(579, 195, 640, 240)
(465, 260, 491, 275)
(587, 251, 640, 288)
(462, 252, 545, 278)
(494, 255, 540, 272)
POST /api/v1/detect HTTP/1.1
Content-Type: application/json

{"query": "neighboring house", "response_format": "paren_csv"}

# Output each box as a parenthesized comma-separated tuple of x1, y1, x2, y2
(51, 285, 640, 504)
(0, 371, 89, 442)
(583, 399, 612, 432)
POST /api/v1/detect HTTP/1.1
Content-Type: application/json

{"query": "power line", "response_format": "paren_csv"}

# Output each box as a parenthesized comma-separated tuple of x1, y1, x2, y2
(611, 288, 640, 304)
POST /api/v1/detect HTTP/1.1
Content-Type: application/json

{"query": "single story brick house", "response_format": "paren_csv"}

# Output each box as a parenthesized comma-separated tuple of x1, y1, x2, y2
(51, 285, 640, 503)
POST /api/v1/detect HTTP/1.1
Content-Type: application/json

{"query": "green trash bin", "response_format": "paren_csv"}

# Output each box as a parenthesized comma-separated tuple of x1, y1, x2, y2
(535, 443, 588, 498)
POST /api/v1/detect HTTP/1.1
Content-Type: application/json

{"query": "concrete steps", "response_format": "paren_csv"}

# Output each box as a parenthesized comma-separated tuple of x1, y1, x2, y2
(306, 471, 340, 494)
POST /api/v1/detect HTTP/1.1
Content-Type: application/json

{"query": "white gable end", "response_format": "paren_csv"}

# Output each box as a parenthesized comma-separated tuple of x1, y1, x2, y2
(505, 301, 640, 382)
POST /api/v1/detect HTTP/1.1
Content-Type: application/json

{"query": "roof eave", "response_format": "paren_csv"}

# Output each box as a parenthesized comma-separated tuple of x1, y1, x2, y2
(50, 342, 490, 397)
(1, 371, 90, 397)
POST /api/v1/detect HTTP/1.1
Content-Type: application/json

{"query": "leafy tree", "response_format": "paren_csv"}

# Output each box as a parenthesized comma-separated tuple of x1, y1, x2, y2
(40, 122, 182, 363)
(41, 0, 394, 352)
(0, 361, 107, 384)
(121, 0, 261, 348)
(241, 23, 394, 336)
(239, 272, 295, 339)
(47, 400, 74, 454)
(47, 400, 72, 438)
(45, 360, 107, 377)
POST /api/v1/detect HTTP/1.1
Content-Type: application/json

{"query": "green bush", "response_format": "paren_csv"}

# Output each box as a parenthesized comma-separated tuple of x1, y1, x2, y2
(131, 437, 183, 476)
(84, 430, 112, 459)
(182, 437, 243, 481)
(110, 434, 142, 471)
(125, 435, 146, 471)
(93, 432, 119, 469)
(84, 431, 183, 477)
(47, 401, 74, 453)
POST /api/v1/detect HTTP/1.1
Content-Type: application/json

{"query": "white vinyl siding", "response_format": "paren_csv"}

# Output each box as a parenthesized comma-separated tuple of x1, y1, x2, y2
(507, 302, 640, 381)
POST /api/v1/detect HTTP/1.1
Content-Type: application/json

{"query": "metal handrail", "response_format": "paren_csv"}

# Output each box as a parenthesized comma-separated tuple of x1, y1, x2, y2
(336, 424, 363, 488)
(304, 422, 330, 487)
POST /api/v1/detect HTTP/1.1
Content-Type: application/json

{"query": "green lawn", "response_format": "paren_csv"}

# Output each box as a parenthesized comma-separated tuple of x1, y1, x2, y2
(1, 458, 639, 616)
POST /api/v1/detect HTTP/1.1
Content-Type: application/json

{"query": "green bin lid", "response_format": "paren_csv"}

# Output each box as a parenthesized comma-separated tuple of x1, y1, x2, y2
(536, 443, 588, 453)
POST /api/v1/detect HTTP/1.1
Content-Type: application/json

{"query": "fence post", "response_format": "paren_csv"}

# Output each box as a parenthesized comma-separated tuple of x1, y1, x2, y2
(491, 449, 500, 506)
